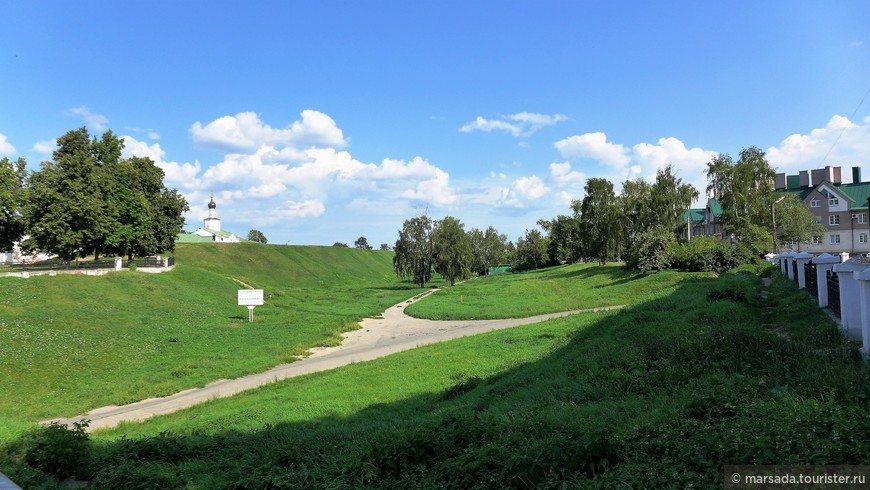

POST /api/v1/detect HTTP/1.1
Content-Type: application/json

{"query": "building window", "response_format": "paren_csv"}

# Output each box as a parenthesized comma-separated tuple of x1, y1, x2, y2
(829, 197, 840, 207)
(859, 214, 868, 224)
(831, 234, 841, 245)
(861, 233, 868, 244)
(829, 215, 840, 225)
(811, 198, 820, 207)
(812, 235, 823, 245)
(813, 216, 822, 224)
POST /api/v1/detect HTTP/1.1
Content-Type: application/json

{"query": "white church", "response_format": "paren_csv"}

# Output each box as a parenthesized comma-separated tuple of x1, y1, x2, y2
(177, 195, 243, 243)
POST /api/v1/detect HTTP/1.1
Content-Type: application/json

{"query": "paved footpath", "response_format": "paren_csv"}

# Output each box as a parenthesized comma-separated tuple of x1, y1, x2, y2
(49, 290, 623, 431)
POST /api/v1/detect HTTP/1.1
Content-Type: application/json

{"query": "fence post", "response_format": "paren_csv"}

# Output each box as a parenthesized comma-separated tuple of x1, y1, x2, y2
(840, 252, 850, 263)
(794, 252, 814, 289)
(782, 252, 797, 280)
(854, 268, 870, 356)
(813, 253, 840, 308)
(114, 257, 122, 271)
(833, 259, 869, 340)
(778, 253, 789, 275)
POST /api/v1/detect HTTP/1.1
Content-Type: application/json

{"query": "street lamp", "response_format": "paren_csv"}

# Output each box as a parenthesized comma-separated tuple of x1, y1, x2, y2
(772, 196, 785, 254)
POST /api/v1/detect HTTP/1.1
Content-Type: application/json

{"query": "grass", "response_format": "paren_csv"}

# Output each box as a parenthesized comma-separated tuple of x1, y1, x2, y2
(4, 262, 868, 488)
(0, 243, 421, 443)
(406, 263, 692, 319)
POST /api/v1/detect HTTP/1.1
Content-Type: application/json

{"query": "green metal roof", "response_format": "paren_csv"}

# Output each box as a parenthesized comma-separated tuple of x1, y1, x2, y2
(682, 208, 705, 226)
(707, 198, 723, 218)
(176, 233, 214, 243)
(835, 182, 870, 210)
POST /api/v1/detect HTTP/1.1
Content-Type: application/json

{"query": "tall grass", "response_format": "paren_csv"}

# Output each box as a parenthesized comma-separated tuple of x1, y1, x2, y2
(5, 264, 867, 488)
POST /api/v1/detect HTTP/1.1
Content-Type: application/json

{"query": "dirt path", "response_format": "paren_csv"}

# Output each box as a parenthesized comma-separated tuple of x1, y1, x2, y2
(48, 291, 624, 431)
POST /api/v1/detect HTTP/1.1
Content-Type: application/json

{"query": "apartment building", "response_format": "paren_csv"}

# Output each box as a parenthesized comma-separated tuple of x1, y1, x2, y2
(777, 166, 870, 254)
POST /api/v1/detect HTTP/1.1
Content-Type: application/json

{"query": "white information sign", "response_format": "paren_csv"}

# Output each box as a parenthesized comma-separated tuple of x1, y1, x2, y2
(238, 289, 264, 306)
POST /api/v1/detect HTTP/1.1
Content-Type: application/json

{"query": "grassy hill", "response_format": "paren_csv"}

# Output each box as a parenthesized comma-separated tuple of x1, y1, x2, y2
(67, 267, 866, 488)
(4, 257, 869, 487)
(0, 243, 419, 442)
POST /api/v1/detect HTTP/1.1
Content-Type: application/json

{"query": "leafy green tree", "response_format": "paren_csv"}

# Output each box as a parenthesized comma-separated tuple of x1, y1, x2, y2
(650, 165, 699, 232)
(379, 243, 390, 251)
(432, 216, 472, 286)
(24, 128, 109, 261)
(706, 146, 776, 232)
(619, 178, 653, 256)
(468, 226, 509, 275)
(514, 228, 549, 271)
(332, 242, 348, 247)
(773, 193, 825, 249)
(354, 236, 372, 249)
(247, 229, 268, 243)
(393, 215, 434, 287)
(578, 178, 620, 264)
(24, 128, 187, 261)
(538, 214, 581, 264)
(0, 157, 27, 251)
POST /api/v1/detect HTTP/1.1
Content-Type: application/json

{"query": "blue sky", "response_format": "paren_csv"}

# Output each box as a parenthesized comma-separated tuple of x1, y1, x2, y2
(1, 1, 869, 247)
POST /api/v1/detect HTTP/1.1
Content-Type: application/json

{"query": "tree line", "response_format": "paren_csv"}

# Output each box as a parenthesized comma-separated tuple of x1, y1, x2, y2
(0, 128, 189, 261)
(392, 147, 821, 283)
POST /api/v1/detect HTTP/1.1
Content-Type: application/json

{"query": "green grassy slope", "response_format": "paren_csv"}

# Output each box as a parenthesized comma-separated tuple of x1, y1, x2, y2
(406, 263, 686, 319)
(54, 267, 862, 489)
(0, 244, 418, 442)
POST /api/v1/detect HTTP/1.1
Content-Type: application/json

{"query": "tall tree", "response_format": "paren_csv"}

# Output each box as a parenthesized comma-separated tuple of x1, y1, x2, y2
(578, 178, 620, 264)
(432, 216, 472, 286)
(706, 146, 776, 231)
(247, 229, 268, 243)
(468, 226, 509, 275)
(393, 215, 434, 287)
(538, 214, 580, 264)
(0, 157, 27, 251)
(514, 228, 549, 271)
(24, 128, 187, 261)
(24, 128, 108, 260)
(619, 178, 653, 254)
(649, 165, 699, 232)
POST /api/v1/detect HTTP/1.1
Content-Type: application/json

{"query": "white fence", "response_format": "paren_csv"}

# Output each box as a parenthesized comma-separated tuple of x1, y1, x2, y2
(773, 251, 869, 356)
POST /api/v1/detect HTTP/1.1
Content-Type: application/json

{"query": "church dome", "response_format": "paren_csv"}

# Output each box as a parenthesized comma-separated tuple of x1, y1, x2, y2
(208, 196, 217, 209)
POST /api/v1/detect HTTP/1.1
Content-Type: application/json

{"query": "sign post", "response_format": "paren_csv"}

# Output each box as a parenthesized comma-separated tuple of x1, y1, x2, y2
(237, 289, 264, 322)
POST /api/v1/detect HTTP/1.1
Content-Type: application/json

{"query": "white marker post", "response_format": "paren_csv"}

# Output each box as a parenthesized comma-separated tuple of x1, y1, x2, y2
(238, 289, 264, 322)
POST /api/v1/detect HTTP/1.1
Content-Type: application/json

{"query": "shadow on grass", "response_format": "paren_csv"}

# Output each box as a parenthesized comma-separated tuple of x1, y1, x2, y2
(4, 271, 869, 489)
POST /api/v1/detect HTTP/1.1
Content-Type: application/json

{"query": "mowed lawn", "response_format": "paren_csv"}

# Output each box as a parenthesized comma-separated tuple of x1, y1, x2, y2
(4, 264, 862, 488)
(0, 244, 420, 442)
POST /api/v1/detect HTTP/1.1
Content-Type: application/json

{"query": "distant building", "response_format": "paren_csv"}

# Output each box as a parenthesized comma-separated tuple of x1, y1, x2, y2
(1, 238, 53, 264)
(682, 197, 725, 240)
(776, 165, 870, 254)
(177, 195, 243, 243)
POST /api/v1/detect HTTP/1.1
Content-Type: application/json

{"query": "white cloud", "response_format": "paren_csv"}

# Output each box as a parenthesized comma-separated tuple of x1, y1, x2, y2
(513, 175, 549, 199)
(32, 139, 55, 154)
(0, 134, 16, 155)
(549, 161, 585, 186)
(460, 112, 567, 137)
(554, 132, 631, 168)
(273, 199, 326, 219)
(65, 106, 109, 131)
(121, 135, 201, 189)
(190, 110, 347, 152)
(766, 115, 870, 175)
(148, 131, 161, 140)
(849, 40, 863, 48)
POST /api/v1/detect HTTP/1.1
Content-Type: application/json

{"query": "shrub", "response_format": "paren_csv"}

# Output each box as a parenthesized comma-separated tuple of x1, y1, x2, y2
(628, 226, 674, 272)
(21, 420, 90, 480)
(670, 236, 741, 273)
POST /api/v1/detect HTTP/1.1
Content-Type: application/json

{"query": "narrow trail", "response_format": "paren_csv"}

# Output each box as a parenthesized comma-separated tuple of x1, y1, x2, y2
(48, 291, 625, 432)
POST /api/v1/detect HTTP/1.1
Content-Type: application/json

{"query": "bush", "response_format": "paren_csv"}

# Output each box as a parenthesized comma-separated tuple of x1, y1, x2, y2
(21, 420, 90, 480)
(670, 236, 741, 273)
(627, 226, 674, 273)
